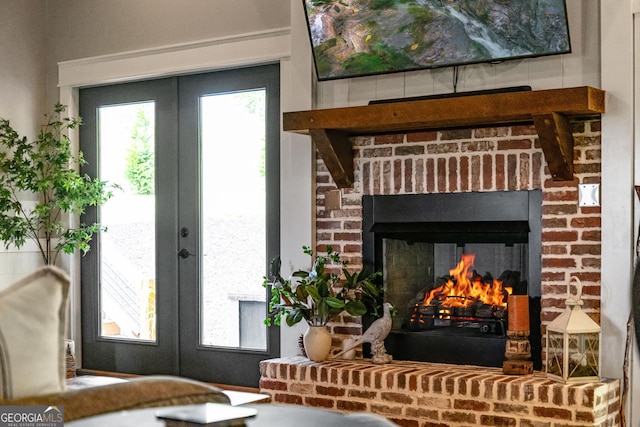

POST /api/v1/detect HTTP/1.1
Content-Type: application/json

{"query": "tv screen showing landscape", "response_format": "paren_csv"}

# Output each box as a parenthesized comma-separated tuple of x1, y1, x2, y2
(304, 0, 571, 81)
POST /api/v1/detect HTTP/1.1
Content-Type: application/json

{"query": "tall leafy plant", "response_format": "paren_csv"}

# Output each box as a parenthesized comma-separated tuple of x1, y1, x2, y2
(0, 104, 118, 265)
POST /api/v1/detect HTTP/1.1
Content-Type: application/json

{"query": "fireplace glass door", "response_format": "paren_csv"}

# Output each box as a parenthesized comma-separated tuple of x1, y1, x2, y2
(362, 190, 542, 367)
(384, 240, 529, 333)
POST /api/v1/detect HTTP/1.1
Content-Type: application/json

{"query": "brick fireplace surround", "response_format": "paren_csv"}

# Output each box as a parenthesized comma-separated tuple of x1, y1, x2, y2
(260, 119, 622, 426)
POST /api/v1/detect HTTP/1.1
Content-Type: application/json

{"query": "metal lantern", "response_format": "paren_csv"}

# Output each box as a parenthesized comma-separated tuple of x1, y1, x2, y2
(546, 276, 601, 384)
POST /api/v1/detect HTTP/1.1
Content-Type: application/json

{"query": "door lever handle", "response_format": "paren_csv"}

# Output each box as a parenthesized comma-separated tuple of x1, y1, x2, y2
(178, 248, 194, 259)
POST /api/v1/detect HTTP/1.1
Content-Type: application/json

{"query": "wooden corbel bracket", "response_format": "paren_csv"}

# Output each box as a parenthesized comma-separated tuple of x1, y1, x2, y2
(532, 112, 575, 181)
(309, 129, 354, 188)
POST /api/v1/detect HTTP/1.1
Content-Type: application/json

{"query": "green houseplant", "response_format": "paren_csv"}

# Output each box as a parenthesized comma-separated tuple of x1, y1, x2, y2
(264, 245, 383, 327)
(0, 104, 118, 265)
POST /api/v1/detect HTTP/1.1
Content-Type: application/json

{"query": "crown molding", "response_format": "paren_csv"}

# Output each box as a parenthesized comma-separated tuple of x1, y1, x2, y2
(58, 27, 291, 88)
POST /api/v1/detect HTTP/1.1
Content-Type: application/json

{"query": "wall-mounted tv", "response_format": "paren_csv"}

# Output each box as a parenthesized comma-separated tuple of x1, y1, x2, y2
(303, 0, 572, 81)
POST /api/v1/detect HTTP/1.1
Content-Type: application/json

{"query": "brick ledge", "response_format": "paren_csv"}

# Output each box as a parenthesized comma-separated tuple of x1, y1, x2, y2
(260, 356, 620, 427)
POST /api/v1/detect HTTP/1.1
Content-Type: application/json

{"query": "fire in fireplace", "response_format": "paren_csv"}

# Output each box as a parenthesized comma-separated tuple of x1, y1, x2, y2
(362, 190, 542, 368)
(408, 253, 514, 336)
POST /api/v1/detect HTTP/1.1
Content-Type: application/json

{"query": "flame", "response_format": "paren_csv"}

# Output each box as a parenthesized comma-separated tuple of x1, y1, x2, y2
(422, 253, 512, 309)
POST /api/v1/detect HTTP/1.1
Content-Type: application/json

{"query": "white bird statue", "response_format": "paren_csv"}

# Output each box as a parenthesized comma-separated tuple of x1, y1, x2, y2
(332, 302, 394, 364)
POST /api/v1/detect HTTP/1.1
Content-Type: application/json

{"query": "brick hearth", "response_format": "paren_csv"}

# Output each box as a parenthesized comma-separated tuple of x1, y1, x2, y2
(260, 357, 620, 427)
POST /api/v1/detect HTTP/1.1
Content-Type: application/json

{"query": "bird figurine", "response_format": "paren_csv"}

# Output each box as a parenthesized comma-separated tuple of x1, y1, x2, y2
(332, 302, 394, 364)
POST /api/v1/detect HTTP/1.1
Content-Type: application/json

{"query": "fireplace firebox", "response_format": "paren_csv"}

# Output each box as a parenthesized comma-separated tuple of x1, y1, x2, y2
(362, 190, 542, 368)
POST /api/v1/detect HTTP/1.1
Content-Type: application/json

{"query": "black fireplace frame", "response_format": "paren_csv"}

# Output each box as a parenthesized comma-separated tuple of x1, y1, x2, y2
(361, 190, 542, 367)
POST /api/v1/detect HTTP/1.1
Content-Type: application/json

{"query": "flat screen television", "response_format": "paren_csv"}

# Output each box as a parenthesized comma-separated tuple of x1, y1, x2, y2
(303, 0, 572, 81)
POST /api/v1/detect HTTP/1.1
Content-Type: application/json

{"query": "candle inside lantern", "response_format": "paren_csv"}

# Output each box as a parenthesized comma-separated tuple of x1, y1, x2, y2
(342, 338, 356, 360)
(508, 295, 530, 333)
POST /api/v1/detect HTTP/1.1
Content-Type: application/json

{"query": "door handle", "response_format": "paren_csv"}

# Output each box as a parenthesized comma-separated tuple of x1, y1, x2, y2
(178, 248, 194, 259)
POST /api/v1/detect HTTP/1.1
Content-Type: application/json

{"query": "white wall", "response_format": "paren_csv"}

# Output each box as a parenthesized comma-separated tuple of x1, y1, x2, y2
(0, 2, 51, 288)
(0, 1, 47, 127)
(47, 0, 289, 58)
(45, 0, 290, 106)
(278, 0, 314, 356)
(600, 0, 637, 422)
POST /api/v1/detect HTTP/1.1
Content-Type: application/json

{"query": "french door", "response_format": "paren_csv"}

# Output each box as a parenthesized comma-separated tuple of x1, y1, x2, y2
(79, 64, 280, 387)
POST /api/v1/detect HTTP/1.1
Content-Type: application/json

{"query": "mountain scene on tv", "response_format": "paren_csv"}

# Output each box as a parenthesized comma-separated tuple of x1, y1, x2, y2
(305, 0, 571, 80)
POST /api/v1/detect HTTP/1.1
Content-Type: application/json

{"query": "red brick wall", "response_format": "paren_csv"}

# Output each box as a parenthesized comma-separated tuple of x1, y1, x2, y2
(315, 120, 602, 356)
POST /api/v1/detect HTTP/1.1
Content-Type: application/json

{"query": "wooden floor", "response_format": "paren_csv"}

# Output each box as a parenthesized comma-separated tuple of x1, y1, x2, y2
(75, 368, 261, 394)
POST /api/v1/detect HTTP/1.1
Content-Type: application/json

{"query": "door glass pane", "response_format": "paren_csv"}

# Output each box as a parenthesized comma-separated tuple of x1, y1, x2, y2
(98, 102, 157, 341)
(200, 90, 267, 350)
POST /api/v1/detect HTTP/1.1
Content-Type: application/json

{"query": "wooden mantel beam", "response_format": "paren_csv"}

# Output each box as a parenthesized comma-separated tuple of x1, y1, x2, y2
(283, 86, 605, 188)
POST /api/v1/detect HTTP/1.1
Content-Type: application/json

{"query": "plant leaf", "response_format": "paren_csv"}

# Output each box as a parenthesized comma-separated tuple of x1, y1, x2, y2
(345, 300, 367, 316)
(306, 285, 321, 301)
(287, 309, 304, 326)
(317, 281, 329, 298)
(326, 296, 345, 309)
(318, 299, 329, 320)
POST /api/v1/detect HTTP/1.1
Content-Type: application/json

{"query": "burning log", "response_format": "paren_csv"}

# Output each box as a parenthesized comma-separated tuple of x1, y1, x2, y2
(421, 254, 512, 309)
(408, 253, 522, 332)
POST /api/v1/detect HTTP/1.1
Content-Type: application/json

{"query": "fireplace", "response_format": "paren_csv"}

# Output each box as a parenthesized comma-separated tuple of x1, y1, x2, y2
(362, 190, 542, 368)
(312, 118, 601, 375)
(262, 97, 610, 425)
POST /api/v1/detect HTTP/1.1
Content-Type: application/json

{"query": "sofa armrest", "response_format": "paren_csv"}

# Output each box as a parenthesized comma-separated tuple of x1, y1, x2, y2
(1, 375, 230, 422)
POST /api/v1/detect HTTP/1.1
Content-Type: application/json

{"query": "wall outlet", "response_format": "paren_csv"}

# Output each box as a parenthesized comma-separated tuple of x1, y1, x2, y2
(578, 183, 600, 207)
(325, 189, 342, 211)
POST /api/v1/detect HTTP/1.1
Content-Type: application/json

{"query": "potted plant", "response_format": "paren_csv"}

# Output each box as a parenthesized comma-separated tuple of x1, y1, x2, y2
(264, 245, 382, 361)
(0, 104, 118, 265)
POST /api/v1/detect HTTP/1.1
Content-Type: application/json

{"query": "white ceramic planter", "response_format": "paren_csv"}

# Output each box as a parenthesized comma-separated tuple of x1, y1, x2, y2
(303, 325, 332, 362)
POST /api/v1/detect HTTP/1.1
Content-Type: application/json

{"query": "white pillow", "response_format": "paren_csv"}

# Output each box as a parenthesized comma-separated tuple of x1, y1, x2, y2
(0, 266, 70, 400)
